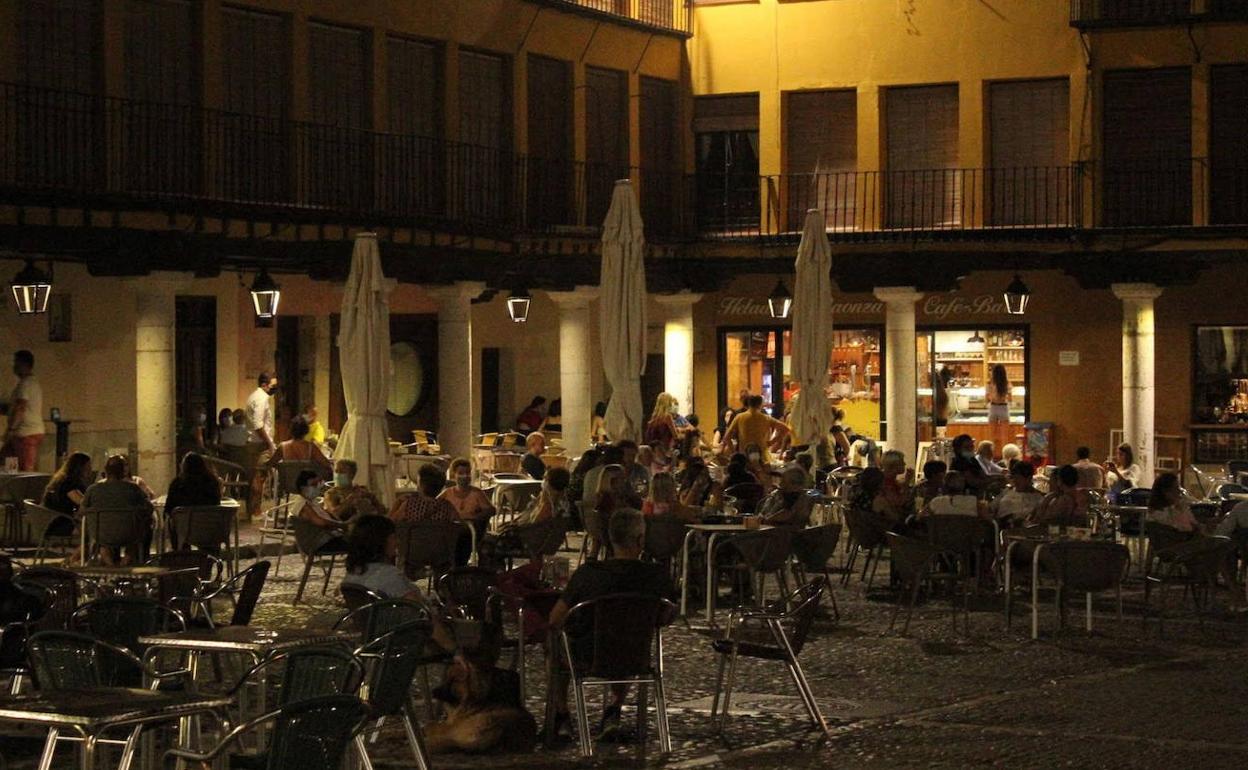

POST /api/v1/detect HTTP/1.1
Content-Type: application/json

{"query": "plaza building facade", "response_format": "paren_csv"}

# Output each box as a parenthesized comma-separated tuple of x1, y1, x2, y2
(1, 0, 1246, 491)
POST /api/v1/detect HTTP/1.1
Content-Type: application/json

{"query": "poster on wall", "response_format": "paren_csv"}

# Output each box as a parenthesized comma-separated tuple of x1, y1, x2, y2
(48, 293, 71, 342)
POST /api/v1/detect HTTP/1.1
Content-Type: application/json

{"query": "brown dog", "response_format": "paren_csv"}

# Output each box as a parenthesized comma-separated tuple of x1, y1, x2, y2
(426, 655, 538, 754)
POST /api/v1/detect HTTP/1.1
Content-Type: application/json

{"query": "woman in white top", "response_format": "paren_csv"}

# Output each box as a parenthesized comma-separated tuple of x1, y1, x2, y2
(1105, 442, 1142, 499)
(340, 514, 422, 600)
(1144, 472, 1200, 532)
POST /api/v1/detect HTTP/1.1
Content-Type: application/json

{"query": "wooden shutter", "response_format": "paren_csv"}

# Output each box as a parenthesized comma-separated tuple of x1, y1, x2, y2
(585, 66, 628, 224)
(784, 90, 856, 230)
(19, 0, 101, 92)
(125, 0, 196, 105)
(1210, 64, 1248, 225)
(988, 78, 1070, 225)
(308, 22, 369, 129)
(526, 55, 571, 162)
(885, 84, 959, 227)
(387, 36, 441, 138)
(458, 50, 508, 151)
(693, 94, 758, 133)
(640, 76, 679, 233)
(221, 6, 289, 119)
(1102, 67, 1191, 225)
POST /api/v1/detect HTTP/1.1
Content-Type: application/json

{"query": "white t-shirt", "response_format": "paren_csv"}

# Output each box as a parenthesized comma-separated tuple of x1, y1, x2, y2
(993, 488, 1044, 522)
(929, 494, 980, 517)
(9, 375, 44, 437)
(245, 387, 273, 444)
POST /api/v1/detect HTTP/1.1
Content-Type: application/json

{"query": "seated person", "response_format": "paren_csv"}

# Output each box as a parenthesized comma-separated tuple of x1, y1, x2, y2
(642, 472, 701, 522)
(675, 457, 718, 508)
(1145, 472, 1201, 533)
(949, 433, 990, 494)
(722, 453, 760, 489)
(438, 458, 495, 523)
(992, 461, 1044, 526)
(546, 510, 674, 742)
(218, 409, 250, 448)
(390, 464, 459, 525)
(268, 415, 333, 476)
(292, 469, 343, 529)
(1105, 442, 1141, 500)
(1072, 446, 1106, 490)
(757, 466, 816, 526)
(1029, 464, 1086, 526)
(323, 459, 386, 522)
(521, 432, 546, 481)
(851, 467, 907, 531)
(165, 452, 223, 547)
(976, 441, 1005, 477)
(1001, 443, 1022, 467)
(81, 454, 155, 564)
(516, 467, 572, 526)
(915, 460, 947, 506)
(921, 471, 981, 518)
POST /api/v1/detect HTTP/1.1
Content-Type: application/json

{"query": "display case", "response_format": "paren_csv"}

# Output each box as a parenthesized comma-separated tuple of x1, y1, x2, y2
(917, 327, 1028, 445)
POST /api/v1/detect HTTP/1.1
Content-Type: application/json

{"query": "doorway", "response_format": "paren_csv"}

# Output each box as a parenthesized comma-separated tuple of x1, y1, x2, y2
(175, 297, 216, 458)
(330, 313, 439, 443)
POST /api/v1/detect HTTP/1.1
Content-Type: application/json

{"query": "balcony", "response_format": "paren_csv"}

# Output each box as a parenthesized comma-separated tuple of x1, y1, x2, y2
(535, 0, 692, 35)
(1070, 0, 1248, 29)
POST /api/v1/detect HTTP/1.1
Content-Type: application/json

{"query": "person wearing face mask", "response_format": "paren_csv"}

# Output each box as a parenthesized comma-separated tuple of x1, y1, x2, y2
(244, 372, 279, 519)
(293, 469, 345, 534)
(323, 458, 385, 522)
(757, 466, 816, 526)
(438, 458, 495, 523)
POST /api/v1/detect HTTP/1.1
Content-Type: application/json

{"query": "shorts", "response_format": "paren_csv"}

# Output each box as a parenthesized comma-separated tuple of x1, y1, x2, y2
(988, 403, 1010, 423)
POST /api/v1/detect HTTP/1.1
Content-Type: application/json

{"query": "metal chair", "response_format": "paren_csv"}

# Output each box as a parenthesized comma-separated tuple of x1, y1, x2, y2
(339, 584, 386, 615)
(728, 527, 795, 607)
(492, 480, 543, 530)
(352, 620, 436, 770)
(256, 499, 299, 577)
(434, 566, 532, 701)
(167, 694, 370, 770)
(68, 596, 186, 656)
(80, 507, 150, 564)
(201, 455, 249, 501)
(227, 646, 364, 710)
(291, 517, 348, 605)
(27, 629, 184, 690)
(722, 482, 766, 514)
(1032, 540, 1130, 638)
(169, 504, 239, 576)
(396, 521, 461, 588)
(709, 578, 829, 736)
(841, 505, 888, 588)
(885, 532, 943, 635)
(176, 560, 271, 629)
(1143, 528, 1235, 635)
(147, 549, 223, 604)
(275, 461, 322, 507)
(559, 593, 675, 758)
(13, 566, 99, 629)
(21, 500, 77, 564)
(643, 514, 690, 578)
(791, 523, 843, 619)
(495, 516, 569, 570)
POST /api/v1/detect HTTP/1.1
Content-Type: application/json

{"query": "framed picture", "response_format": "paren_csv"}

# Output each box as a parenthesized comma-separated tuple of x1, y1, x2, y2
(48, 293, 72, 342)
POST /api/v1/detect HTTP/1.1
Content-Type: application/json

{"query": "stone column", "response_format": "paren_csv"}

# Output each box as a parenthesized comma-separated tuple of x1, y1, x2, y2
(549, 287, 599, 455)
(654, 292, 702, 417)
(134, 277, 184, 494)
(874, 287, 924, 467)
(313, 315, 332, 424)
(428, 282, 486, 461)
(1113, 283, 1163, 487)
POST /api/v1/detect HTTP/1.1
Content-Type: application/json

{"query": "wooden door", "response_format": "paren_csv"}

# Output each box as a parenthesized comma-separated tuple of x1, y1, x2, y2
(175, 296, 216, 457)
(330, 313, 438, 443)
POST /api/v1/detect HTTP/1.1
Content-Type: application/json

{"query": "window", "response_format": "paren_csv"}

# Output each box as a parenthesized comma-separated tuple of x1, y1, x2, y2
(640, 76, 679, 235)
(695, 94, 759, 233)
(19, 0, 100, 92)
(304, 22, 370, 209)
(784, 89, 857, 231)
(988, 79, 1070, 226)
(1210, 65, 1248, 225)
(885, 84, 960, 228)
(218, 5, 290, 203)
(456, 49, 510, 221)
(916, 328, 1028, 445)
(585, 67, 629, 223)
(1102, 67, 1192, 226)
(1192, 325, 1248, 463)
(526, 54, 573, 227)
(382, 36, 443, 217)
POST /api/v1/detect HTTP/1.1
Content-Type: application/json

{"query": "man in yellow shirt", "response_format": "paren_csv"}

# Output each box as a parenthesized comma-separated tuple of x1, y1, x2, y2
(719, 394, 789, 463)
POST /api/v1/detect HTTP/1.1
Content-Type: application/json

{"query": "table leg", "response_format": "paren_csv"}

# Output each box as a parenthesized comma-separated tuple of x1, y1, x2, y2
(36, 727, 58, 770)
(1004, 541, 1017, 627)
(1031, 544, 1044, 640)
(118, 725, 143, 770)
(79, 733, 96, 770)
(679, 529, 697, 617)
(705, 532, 720, 625)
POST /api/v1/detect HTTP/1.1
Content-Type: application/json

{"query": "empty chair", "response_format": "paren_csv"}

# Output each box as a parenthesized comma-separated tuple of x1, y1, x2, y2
(728, 527, 795, 607)
(201, 456, 249, 501)
(256, 499, 300, 577)
(791, 523, 843, 619)
(558, 593, 675, 758)
(643, 514, 690, 577)
(176, 560, 271, 629)
(494, 517, 569, 570)
(1032, 540, 1130, 639)
(167, 694, 370, 770)
(27, 630, 182, 690)
(69, 596, 186, 655)
(147, 550, 223, 604)
(352, 620, 437, 770)
(709, 578, 829, 736)
(492, 481, 543, 530)
(21, 500, 77, 564)
(885, 532, 943, 635)
(13, 566, 99, 629)
(227, 646, 363, 711)
(841, 505, 888, 589)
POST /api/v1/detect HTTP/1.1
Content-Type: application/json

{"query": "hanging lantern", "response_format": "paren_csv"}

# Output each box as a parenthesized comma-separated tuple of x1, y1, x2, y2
(506, 288, 531, 323)
(967, 329, 985, 344)
(768, 279, 792, 320)
(10, 260, 52, 315)
(1004, 273, 1030, 315)
(249, 268, 281, 319)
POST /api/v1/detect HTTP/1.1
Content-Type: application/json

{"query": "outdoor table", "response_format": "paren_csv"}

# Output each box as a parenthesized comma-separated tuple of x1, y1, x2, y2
(0, 687, 231, 770)
(0, 471, 50, 548)
(679, 522, 773, 626)
(1002, 529, 1111, 640)
(69, 564, 201, 601)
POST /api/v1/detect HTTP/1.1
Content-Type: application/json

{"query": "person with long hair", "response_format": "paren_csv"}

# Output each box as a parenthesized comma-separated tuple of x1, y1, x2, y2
(1105, 442, 1141, 499)
(40, 452, 92, 560)
(268, 415, 332, 475)
(164, 452, 223, 548)
(1146, 472, 1199, 532)
(642, 471, 700, 522)
(515, 396, 547, 434)
(988, 364, 1011, 423)
(341, 515, 422, 600)
(644, 392, 684, 470)
(590, 401, 609, 445)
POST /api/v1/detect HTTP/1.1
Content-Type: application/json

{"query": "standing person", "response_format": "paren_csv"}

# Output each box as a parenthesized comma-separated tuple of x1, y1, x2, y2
(590, 401, 609, 445)
(719, 395, 790, 463)
(303, 404, 327, 447)
(713, 407, 736, 448)
(245, 372, 278, 518)
(521, 432, 547, 480)
(1072, 446, 1106, 490)
(644, 393, 683, 470)
(2, 350, 44, 471)
(987, 363, 1012, 448)
(540, 399, 563, 434)
(933, 366, 953, 433)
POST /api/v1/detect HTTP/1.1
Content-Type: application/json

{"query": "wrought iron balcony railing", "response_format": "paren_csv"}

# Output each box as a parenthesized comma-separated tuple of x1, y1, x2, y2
(1070, 0, 1248, 28)
(536, 0, 692, 35)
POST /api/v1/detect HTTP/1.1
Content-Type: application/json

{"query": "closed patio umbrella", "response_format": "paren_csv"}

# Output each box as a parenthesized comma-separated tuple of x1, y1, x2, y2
(335, 232, 394, 508)
(788, 209, 836, 449)
(599, 180, 647, 442)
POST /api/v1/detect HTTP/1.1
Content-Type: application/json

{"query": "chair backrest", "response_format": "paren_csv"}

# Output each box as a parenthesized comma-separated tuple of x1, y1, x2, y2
(1040, 541, 1130, 592)
(339, 584, 386, 615)
(27, 630, 146, 689)
(226, 560, 271, 626)
(513, 516, 569, 561)
(643, 515, 689, 562)
(357, 620, 434, 716)
(0, 620, 30, 669)
(730, 528, 795, 572)
(562, 593, 673, 680)
(148, 550, 223, 600)
(1144, 520, 1196, 554)
(21, 500, 75, 539)
(277, 461, 322, 495)
(495, 481, 543, 515)
(436, 566, 500, 621)
(13, 566, 88, 629)
(767, 577, 826, 655)
(397, 522, 461, 577)
(337, 598, 430, 644)
(791, 523, 843, 571)
(1226, 460, 1248, 480)
(292, 516, 341, 556)
(69, 596, 185, 654)
(842, 504, 887, 549)
(926, 515, 992, 556)
(885, 532, 939, 581)
(272, 647, 363, 708)
(1213, 482, 1247, 500)
(1121, 487, 1152, 507)
(263, 695, 370, 770)
(723, 482, 766, 514)
(81, 508, 148, 551)
(170, 505, 234, 550)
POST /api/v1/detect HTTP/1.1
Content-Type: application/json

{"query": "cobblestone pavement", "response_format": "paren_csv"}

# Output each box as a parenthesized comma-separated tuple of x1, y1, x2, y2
(5, 529, 1248, 768)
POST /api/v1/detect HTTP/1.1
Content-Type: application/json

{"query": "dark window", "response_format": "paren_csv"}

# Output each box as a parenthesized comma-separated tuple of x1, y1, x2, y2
(1101, 67, 1191, 226)
(640, 76, 679, 236)
(303, 21, 371, 210)
(125, 0, 196, 105)
(218, 6, 290, 203)
(885, 84, 960, 229)
(585, 67, 629, 224)
(19, 0, 101, 92)
(526, 54, 573, 228)
(456, 49, 511, 222)
(694, 94, 759, 234)
(1210, 64, 1248, 225)
(987, 78, 1071, 226)
(381, 36, 443, 217)
(784, 89, 856, 231)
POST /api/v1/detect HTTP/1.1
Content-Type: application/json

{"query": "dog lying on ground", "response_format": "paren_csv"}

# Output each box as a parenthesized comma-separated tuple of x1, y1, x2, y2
(427, 654, 538, 754)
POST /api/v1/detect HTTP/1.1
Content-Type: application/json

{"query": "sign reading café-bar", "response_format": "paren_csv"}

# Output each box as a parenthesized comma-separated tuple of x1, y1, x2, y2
(717, 293, 1010, 320)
